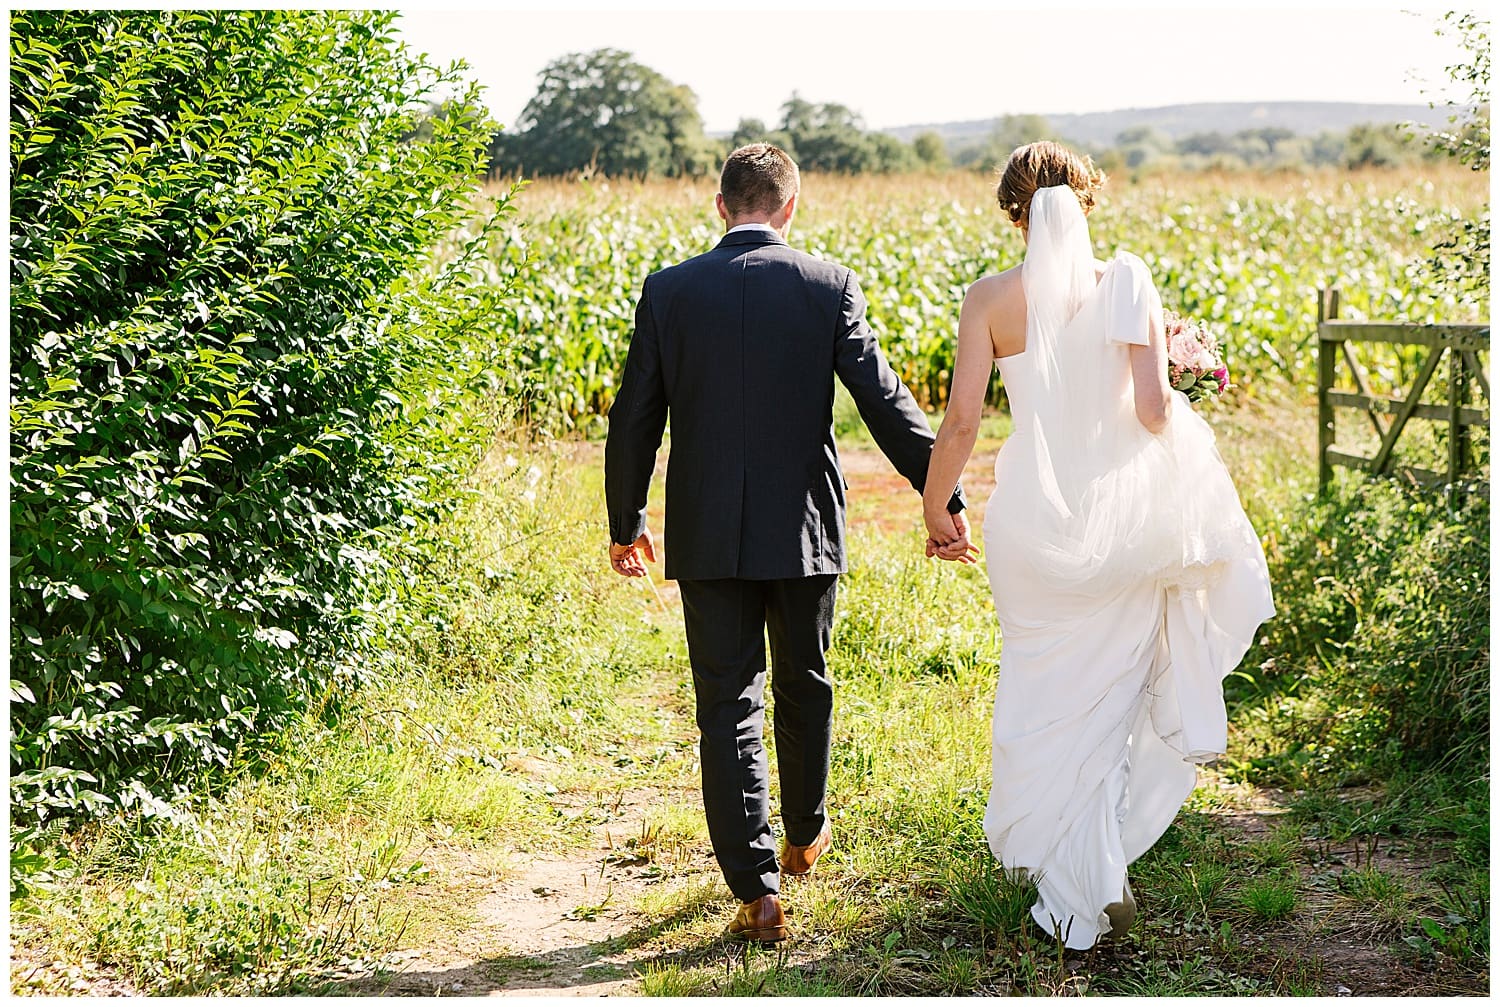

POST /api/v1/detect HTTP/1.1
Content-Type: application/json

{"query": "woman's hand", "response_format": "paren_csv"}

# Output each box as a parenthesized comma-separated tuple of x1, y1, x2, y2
(925, 508, 980, 563)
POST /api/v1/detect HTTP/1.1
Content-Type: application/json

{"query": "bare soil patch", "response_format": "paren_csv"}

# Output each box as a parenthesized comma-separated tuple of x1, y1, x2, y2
(347, 785, 719, 997)
(10, 950, 142, 998)
(1209, 786, 1479, 996)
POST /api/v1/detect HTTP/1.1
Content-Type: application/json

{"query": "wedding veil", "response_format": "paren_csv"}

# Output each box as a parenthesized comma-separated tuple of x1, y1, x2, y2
(999, 184, 1170, 595)
(996, 183, 1260, 601)
(1021, 184, 1098, 391)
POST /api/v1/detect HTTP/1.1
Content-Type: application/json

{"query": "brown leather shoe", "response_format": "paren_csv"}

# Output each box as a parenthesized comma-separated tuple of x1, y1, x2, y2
(726, 894, 788, 943)
(780, 824, 833, 877)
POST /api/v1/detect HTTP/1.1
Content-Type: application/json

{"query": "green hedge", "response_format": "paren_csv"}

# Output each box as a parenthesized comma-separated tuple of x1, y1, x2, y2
(10, 9, 515, 823)
(1230, 477, 1489, 782)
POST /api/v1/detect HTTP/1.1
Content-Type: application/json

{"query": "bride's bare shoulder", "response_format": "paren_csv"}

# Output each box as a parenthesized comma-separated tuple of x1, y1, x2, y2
(965, 265, 1023, 306)
(964, 267, 1026, 355)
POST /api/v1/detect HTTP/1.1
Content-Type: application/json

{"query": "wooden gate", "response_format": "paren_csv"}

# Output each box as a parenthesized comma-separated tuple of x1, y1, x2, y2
(1316, 289, 1489, 493)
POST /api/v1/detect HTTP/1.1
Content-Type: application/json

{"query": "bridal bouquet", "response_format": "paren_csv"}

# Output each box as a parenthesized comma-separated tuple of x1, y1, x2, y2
(1164, 310, 1228, 403)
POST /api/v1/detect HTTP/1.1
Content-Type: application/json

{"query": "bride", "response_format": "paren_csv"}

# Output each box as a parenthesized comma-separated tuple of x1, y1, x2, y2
(921, 141, 1276, 949)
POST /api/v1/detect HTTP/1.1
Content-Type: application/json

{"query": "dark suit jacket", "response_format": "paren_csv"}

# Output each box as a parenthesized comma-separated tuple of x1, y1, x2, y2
(605, 228, 964, 581)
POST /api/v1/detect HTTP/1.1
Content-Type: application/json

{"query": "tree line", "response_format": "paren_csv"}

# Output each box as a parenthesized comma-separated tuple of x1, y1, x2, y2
(486, 49, 945, 177)
(485, 48, 1483, 178)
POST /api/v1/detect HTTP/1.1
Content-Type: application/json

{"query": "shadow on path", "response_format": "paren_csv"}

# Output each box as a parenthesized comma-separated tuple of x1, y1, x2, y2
(340, 902, 823, 997)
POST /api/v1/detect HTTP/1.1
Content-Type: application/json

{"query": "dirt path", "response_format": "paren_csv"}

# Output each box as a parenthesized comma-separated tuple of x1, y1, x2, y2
(577, 436, 1002, 544)
(1204, 787, 1454, 997)
(350, 442, 999, 996)
(353, 441, 1473, 997)
(352, 785, 723, 997)
(835, 437, 1000, 536)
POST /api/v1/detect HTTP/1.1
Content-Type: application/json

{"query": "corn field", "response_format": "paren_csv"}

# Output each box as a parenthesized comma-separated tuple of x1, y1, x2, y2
(463, 167, 1487, 430)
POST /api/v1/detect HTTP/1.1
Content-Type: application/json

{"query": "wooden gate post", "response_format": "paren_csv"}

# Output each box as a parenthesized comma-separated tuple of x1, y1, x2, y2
(1449, 345, 1470, 502)
(1316, 288, 1340, 492)
(1314, 302, 1487, 493)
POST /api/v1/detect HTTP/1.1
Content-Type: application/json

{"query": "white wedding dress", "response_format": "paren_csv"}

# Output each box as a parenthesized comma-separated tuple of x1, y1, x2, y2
(980, 187, 1275, 949)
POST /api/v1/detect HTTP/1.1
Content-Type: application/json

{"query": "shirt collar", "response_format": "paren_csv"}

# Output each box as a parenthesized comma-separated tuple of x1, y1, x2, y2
(726, 222, 782, 237)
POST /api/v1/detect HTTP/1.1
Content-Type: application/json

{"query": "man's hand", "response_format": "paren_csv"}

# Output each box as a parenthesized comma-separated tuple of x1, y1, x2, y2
(608, 530, 657, 577)
(924, 509, 980, 564)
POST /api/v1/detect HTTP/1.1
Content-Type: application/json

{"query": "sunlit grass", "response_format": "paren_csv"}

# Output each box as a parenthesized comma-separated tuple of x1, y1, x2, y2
(1239, 873, 1300, 921)
(14, 393, 1488, 996)
(10, 439, 682, 994)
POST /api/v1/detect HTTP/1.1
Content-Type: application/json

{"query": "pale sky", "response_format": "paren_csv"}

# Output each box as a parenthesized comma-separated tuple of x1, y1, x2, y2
(393, 2, 1476, 133)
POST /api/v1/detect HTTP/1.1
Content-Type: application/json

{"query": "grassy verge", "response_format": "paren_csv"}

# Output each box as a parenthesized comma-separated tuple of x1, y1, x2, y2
(9, 443, 694, 995)
(10, 395, 1488, 996)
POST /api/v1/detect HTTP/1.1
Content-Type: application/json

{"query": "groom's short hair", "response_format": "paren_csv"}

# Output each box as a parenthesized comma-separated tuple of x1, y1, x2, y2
(719, 144, 799, 217)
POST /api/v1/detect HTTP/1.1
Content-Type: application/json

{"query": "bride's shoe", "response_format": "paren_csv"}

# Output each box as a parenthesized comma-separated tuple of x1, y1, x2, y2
(1103, 880, 1137, 940)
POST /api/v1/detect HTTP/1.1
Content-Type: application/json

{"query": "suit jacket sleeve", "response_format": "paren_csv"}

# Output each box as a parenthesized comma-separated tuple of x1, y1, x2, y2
(833, 271, 966, 513)
(605, 279, 668, 545)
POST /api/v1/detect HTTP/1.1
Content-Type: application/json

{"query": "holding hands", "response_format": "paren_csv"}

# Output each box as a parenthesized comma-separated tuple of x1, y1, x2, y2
(925, 507, 980, 564)
(609, 517, 973, 575)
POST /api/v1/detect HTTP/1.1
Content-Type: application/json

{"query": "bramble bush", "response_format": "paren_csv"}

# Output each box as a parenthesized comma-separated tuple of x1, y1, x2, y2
(1229, 477, 1489, 783)
(9, 9, 516, 826)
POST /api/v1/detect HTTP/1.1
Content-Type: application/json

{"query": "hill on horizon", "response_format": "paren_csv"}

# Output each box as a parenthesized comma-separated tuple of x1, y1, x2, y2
(883, 100, 1448, 148)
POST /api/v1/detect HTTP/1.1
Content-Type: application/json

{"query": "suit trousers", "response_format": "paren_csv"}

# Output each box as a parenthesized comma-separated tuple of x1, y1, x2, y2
(678, 574, 838, 903)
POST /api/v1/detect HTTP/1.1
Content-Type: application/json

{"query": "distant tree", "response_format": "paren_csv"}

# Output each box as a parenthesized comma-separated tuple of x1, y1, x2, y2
(779, 94, 817, 136)
(777, 93, 881, 172)
(1114, 125, 1173, 169)
(490, 49, 715, 177)
(730, 117, 798, 158)
(1267, 134, 1314, 169)
(731, 117, 768, 145)
(794, 127, 877, 172)
(1093, 147, 1127, 174)
(1231, 127, 1297, 164)
(953, 114, 1054, 169)
(1344, 122, 1417, 167)
(1221, 127, 1294, 165)
(1249, 126, 1297, 147)
(912, 130, 950, 169)
(869, 132, 920, 173)
(1308, 130, 1347, 166)
(731, 101, 933, 174)
(1177, 132, 1234, 157)
(990, 114, 1054, 156)
(780, 93, 866, 136)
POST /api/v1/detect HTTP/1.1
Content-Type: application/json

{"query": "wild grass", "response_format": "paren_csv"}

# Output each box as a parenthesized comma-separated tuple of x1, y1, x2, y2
(10, 440, 683, 995)
(1239, 874, 1300, 921)
(12, 388, 1488, 995)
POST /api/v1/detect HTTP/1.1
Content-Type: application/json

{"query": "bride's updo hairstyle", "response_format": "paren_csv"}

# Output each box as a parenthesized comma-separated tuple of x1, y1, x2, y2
(995, 140, 1107, 228)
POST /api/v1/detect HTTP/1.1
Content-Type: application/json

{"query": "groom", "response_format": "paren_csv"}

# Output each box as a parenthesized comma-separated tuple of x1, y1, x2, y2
(605, 144, 969, 943)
